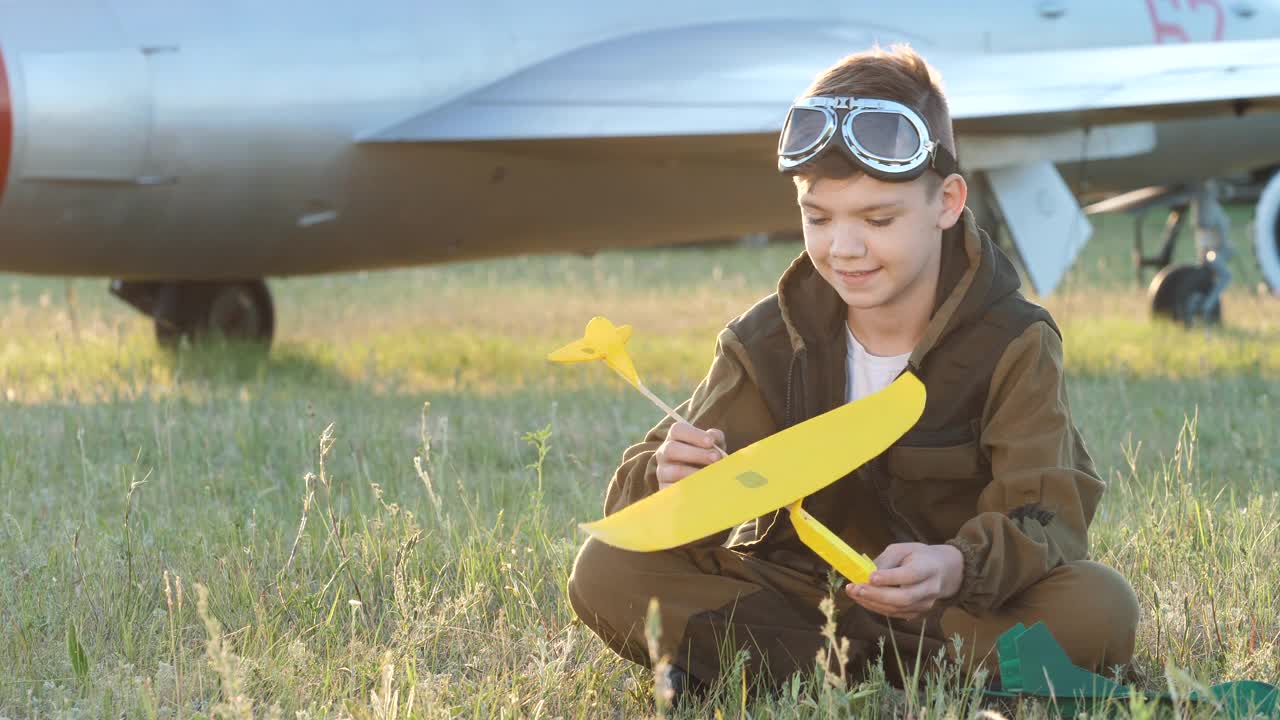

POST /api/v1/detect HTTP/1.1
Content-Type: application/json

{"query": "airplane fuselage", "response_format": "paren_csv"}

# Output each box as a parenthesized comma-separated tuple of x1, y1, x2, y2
(2, 1, 1278, 278)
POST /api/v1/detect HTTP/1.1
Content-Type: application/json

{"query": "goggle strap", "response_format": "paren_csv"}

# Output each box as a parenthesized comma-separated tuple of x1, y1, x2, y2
(930, 143, 959, 178)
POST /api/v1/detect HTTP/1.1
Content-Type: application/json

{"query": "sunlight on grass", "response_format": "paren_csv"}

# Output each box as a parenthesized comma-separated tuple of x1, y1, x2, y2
(2, 218, 1279, 717)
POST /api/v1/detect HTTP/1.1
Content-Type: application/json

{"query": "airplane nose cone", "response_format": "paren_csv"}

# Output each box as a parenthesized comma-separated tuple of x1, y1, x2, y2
(0, 46, 12, 210)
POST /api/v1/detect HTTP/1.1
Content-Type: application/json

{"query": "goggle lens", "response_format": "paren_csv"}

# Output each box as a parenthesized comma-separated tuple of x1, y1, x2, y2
(846, 111, 921, 161)
(779, 107, 832, 155)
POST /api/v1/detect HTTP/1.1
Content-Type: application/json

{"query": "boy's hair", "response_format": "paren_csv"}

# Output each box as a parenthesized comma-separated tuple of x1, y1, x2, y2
(793, 44, 955, 193)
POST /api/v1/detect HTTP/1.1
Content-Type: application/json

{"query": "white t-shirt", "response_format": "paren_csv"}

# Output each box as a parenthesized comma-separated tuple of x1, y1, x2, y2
(845, 325, 911, 403)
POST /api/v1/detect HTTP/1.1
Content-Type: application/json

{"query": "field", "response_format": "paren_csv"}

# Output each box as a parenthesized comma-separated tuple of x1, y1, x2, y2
(1, 209, 1278, 718)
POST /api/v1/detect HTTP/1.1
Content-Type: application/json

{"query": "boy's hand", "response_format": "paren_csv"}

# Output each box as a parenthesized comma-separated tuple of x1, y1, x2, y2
(844, 543, 964, 620)
(655, 423, 726, 489)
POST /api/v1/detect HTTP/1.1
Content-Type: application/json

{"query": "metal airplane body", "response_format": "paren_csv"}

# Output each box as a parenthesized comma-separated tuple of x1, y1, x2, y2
(1, 1, 1278, 343)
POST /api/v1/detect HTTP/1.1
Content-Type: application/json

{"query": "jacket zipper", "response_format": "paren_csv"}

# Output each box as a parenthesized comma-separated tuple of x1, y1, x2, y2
(880, 359, 927, 541)
(753, 350, 806, 547)
(783, 358, 793, 428)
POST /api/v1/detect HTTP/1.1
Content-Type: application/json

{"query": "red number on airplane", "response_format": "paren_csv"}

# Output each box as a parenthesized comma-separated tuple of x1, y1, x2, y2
(1145, 0, 1226, 43)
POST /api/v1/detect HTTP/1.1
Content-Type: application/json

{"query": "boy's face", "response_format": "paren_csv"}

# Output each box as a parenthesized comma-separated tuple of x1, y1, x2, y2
(796, 172, 966, 316)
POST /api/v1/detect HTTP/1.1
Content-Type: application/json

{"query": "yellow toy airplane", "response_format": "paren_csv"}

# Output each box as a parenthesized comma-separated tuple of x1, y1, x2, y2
(549, 316, 926, 584)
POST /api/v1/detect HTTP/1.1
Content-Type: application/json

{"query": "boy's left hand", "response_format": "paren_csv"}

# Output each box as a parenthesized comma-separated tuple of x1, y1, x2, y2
(844, 543, 964, 620)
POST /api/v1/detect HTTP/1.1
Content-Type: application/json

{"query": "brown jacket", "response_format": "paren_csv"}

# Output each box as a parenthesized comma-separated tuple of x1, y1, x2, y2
(600, 209, 1105, 615)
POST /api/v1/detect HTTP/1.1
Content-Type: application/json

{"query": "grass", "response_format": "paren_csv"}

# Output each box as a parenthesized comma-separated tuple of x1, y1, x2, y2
(0, 206, 1278, 718)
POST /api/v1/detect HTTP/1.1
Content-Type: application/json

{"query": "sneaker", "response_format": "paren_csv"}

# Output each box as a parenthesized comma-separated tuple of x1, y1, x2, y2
(658, 664, 708, 710)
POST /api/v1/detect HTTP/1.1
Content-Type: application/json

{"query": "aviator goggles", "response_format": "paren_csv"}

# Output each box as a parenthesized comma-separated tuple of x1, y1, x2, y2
(777, 96, 958, 181)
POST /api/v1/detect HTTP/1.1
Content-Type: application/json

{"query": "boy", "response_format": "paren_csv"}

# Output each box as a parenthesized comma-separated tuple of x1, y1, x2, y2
(567, 45, 1138, 700)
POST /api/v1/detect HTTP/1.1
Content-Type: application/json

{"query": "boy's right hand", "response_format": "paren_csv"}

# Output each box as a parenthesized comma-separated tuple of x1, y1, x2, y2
(655, 422, 726, 490)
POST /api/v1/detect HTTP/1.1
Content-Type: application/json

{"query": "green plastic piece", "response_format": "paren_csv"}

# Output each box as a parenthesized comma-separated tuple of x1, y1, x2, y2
(979, 622, 1278, 718)
(995, 623, 1127, 700)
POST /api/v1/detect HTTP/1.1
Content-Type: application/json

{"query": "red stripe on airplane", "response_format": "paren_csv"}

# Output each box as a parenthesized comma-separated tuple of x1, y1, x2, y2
(0, 47, 10, 208)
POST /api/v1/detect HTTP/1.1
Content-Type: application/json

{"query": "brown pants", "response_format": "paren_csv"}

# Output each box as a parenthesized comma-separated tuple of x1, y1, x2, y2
(567, 538, 1138, 688)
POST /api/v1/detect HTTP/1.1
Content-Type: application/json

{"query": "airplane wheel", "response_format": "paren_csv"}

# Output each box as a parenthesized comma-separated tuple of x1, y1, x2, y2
(154, 280, 275, 348)
(1148, 264, 1222, 326)
(1257, 209, 1280, 295)
(1252, 169, 1280, 295)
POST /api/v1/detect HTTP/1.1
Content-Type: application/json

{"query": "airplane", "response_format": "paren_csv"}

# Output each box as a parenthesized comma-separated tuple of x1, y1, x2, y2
(1, 1, 1279, 347)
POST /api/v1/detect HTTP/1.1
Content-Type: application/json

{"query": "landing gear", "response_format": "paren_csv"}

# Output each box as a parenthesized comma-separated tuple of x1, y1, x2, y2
(1138, 181, 1231, 326)
(1132, 203, 1188, 287)
(968, 172, 1009, 248)
(110, 279, 275, 348)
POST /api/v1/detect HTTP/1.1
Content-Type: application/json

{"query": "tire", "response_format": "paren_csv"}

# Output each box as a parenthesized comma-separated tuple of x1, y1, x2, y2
(1148, 264, 1222, 326)
(154, 280, 275, 349)
(1255, 207, 1280, 294)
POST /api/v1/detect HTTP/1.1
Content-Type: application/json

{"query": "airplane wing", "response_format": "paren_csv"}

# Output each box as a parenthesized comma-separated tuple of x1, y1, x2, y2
(362, 24, 1280, 296)
(363, 24, 1280, 143)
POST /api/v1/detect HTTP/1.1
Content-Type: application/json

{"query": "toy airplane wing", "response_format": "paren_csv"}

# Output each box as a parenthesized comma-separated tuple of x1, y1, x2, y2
(581, 371, 925, 552)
